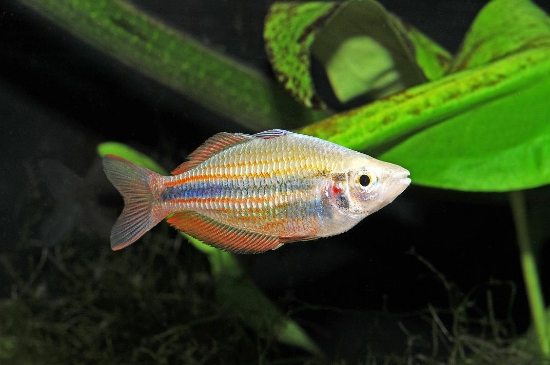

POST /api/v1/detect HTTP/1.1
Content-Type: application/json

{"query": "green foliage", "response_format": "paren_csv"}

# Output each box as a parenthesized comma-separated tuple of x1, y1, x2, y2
(449, 0, 550, 72)
(292, 0, 550, 192)
(264, 0, 451, 106)
(270, 1, 549, 355)
(310, 0, 450, 103)
(381, 69, 550, 191)
(264, 2, 339, 108)
(381, 0, 550, 191)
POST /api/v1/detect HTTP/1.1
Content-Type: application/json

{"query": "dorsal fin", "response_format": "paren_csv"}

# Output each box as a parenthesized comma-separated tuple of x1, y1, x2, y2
(171, 132, 252, 175)
(167, 211, 283, 253)
(253, 129, 292, 139)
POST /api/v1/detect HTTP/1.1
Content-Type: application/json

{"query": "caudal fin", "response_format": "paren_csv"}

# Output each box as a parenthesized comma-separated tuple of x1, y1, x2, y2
(102, 154, 165, 250)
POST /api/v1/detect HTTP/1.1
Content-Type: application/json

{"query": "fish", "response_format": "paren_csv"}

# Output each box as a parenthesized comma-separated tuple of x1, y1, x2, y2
(102, 129, 410, 253)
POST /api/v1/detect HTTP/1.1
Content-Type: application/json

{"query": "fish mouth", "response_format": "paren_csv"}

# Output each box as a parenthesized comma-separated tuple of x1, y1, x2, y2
(399, 174, 411, 187)
(399, 169, 411, 187)
(389, 169, 411, 197)
(372, 169, 410, 209)
(395, 168, 411, 186)
(400, 177, 411, 187)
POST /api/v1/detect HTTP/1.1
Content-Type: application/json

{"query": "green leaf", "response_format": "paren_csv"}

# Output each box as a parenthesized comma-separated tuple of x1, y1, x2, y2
(264, 2, 339, 108)
(449, 0, 550, 72)
(311, 0, 450, 104)
(380, 0, 550, 191)
(300, 0, 550, 192)
(381, 70, 550, 191)
(97, 142, 167, 175)
(265, 0, 450, 107)
(299, 45, 548, 152)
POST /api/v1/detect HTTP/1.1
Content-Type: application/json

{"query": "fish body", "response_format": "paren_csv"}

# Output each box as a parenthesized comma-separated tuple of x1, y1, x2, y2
(103, 129, 410, 253)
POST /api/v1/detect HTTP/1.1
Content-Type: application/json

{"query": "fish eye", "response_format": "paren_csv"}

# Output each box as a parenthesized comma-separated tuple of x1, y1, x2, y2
(358, 174, 371, 187)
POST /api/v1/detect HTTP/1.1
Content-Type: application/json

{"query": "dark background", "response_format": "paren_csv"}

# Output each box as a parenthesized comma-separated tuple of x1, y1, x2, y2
(2, 0, 550, 360)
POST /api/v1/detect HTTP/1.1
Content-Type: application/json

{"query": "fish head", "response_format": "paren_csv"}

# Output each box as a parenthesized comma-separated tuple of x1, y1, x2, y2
(327, 156, 411, 218)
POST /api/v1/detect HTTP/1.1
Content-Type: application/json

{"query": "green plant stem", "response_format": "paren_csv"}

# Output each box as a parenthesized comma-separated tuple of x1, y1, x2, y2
(21, 0, 329, 131)
(509, 190, 550, 356)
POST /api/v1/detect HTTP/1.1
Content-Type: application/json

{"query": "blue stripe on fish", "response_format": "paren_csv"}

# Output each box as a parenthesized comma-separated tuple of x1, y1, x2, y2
(160, 178, 318, 202)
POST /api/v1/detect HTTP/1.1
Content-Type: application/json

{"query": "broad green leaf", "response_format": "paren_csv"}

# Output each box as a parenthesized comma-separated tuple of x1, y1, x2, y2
(311, 0, 450, 104)
(380, 69, 550, 191)
(300, 0, 550, 192)
(264, 2, 339, 108)
(380, 0, 550, 191)
(22, 0, 330, 131)
(265, 0, 450, 107)
(449, 0, 550, 72)
(299, 46, 549, 153)
(96, 142, 323, 356)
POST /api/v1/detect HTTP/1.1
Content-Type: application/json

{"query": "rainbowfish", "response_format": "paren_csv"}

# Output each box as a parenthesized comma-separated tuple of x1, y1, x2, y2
(102, 129, 410, 253)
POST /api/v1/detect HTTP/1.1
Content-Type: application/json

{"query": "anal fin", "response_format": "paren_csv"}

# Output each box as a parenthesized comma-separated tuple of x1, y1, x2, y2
(167, 211, 283, 254)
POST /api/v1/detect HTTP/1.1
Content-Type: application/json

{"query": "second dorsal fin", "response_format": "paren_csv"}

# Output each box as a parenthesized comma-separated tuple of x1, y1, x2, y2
(253, 129, 292, 139)
(171, 132, 252, 175)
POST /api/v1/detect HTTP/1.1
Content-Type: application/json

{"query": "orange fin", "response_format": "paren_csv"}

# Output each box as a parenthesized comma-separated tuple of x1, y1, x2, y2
(171, 132, 252, 175)
(167, 211, 283, 253)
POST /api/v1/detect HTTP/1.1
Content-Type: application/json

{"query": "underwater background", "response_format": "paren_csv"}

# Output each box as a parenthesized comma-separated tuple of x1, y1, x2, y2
(2, 0, 550, 363)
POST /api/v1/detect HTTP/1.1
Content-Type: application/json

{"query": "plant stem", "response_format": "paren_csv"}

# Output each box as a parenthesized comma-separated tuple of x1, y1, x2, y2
(20, 0, 329, 131)
(509, 190, 549, 356)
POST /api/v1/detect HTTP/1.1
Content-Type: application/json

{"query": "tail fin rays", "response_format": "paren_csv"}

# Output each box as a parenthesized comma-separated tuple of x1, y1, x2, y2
(102, 155, 165, 250)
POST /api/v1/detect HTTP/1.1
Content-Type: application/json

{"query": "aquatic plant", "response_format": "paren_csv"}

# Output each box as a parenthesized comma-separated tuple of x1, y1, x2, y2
(18, 0, 550, 363)
(271, 0, 550, 360)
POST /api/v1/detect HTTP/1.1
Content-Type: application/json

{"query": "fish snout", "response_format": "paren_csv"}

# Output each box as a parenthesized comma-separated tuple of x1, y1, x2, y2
(391, 167, 411, 195)
(376, 167, 410, 207)
(396, 168, 411, 187)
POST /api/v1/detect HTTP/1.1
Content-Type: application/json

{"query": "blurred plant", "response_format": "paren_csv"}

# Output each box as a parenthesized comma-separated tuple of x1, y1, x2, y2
(21, 0, 550, 361)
